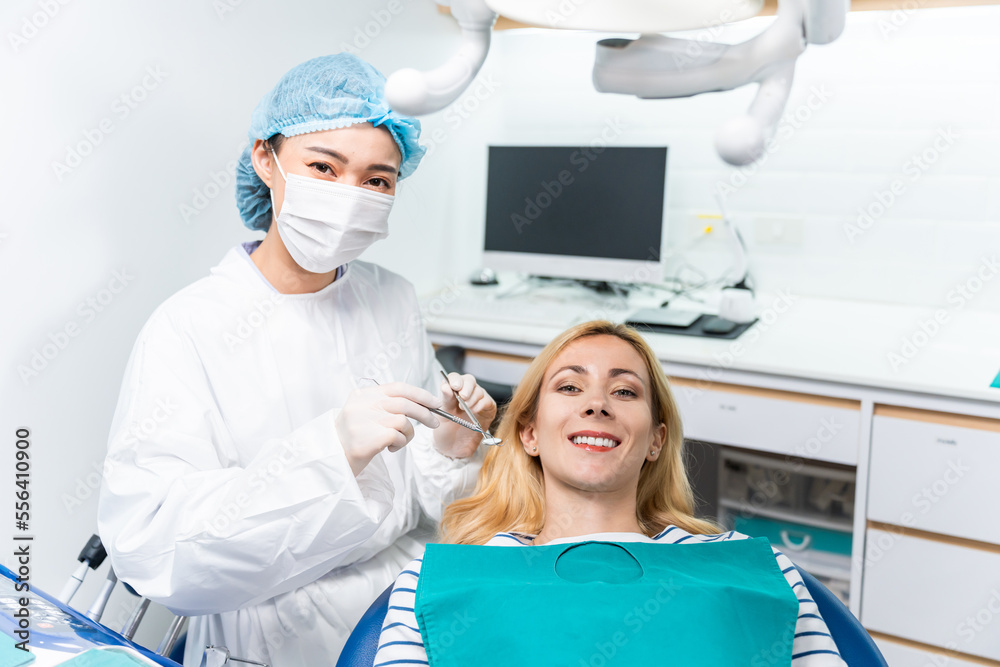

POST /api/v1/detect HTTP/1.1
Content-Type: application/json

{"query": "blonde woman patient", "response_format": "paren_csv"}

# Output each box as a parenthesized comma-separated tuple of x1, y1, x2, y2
(374, 321, 847, 666)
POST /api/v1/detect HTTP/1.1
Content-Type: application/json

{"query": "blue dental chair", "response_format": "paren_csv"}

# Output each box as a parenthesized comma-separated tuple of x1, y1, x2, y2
(335, 566, 887, 667)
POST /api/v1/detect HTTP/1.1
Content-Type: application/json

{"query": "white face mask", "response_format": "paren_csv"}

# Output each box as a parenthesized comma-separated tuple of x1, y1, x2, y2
(269, 149, 395, 274)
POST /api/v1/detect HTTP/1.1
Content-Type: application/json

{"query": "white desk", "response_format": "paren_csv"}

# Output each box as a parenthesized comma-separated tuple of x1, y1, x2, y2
(422, 287, 1000, 666)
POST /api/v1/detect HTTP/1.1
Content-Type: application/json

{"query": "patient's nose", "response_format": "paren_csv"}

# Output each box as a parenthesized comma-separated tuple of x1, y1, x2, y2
(582, 392, 612, 418)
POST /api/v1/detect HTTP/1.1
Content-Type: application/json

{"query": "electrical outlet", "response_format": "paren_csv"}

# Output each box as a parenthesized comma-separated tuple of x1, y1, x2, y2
(754, 216, 804, 247)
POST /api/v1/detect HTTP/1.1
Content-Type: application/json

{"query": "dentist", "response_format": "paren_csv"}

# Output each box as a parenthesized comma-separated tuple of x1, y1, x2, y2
(98, 53, 493, 666)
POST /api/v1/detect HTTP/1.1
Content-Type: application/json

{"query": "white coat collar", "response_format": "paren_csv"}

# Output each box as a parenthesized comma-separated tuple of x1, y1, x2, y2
(215, 242, 352, 301)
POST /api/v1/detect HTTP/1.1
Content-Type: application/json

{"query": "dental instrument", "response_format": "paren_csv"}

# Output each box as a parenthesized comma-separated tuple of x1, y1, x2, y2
(359, 377, 502, 445)
(439, 370, 503, 446)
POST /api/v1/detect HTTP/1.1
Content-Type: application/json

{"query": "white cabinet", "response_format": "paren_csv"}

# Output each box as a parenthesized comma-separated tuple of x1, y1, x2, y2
(462, 350, 531, 387)
(868, 405, 1000, 545)
(864, 406, 1000, 663)
(861, 528, 1000, 662)
(670, 379, 862, 465)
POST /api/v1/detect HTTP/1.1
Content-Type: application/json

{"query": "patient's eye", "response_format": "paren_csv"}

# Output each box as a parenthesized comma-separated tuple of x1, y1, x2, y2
(613, 387, 638, 398)
(557, 384, 581, 393)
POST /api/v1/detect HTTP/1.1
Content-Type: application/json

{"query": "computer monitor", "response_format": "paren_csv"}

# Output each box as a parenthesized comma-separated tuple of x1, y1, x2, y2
(482, 145, 668, 284)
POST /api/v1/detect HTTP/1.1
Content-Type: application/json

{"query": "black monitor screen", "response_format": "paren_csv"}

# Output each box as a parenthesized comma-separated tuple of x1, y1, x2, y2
(483, 146, 667, 261)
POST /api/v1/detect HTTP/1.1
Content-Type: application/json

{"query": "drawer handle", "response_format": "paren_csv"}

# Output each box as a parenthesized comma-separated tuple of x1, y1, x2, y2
(780, 530, 812, 551)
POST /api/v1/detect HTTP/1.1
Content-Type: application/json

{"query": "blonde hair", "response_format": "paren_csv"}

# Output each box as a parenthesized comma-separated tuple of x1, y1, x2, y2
(441, 320, 720, 544)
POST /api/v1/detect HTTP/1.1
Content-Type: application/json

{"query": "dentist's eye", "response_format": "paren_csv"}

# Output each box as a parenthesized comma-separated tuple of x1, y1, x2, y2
(309, 162, 333, 175)
(367, 177, 392, 189)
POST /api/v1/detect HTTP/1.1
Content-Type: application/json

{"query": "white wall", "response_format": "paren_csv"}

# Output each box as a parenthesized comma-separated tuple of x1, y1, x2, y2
(1, 0, 997, 655)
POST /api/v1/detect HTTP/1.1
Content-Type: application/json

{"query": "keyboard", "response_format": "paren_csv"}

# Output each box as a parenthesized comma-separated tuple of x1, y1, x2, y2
(427, 295, 629, 328)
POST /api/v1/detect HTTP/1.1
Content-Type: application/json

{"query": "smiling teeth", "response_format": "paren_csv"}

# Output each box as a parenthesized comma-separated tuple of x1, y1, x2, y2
(572, 436, 619, 448)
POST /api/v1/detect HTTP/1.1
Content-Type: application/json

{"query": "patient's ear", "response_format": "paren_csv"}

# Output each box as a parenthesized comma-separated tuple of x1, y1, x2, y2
(646, 422, 667, 462)
(520, 422, 539, 456)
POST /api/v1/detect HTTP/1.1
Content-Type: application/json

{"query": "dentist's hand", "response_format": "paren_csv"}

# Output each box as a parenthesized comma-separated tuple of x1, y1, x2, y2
(336, 382, 442, 476)
(433, 372, 497, 460)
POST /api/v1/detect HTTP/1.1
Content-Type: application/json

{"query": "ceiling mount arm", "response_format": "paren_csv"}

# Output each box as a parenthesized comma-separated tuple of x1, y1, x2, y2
(592, 0, 819, 165)
(388, 0, 848, 166)
(714, 58, 797, 165)
(386, 0, 497, 115)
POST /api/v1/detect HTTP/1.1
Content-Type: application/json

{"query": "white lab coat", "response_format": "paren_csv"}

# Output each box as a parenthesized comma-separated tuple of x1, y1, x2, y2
(98, 243, 481, 666)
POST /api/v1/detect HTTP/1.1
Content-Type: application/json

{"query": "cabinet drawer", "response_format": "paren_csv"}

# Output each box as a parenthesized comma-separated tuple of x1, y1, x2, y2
(874, 635, 985, 667)
(861, 528, 1000, 662)
(461, 350, 531, 387)
(868, 405, 1000, 545)
(670, 379, 861, 465)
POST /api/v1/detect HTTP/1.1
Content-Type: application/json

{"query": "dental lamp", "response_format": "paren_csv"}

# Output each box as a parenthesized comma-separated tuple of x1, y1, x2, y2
(386, 0, 849, 166)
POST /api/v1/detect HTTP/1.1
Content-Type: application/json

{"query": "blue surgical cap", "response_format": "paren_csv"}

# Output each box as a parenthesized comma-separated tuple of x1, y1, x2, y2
(235, 53, 426, 231)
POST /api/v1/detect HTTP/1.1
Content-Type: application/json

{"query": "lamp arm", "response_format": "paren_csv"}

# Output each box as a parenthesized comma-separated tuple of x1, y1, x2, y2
(386, 0, 497, 115)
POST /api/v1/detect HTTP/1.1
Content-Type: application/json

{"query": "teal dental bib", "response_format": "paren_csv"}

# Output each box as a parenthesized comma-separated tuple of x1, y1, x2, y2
(415, 537, 799, 666)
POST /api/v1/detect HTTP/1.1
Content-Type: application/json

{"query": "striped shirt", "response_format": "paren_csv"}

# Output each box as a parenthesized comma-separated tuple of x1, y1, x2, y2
(375, 526, 847, 666)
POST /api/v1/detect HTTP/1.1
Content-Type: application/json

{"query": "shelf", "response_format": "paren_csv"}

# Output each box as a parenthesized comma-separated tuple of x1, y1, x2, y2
(721, 447, 857, 481)
(720, 498, 854, 533)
